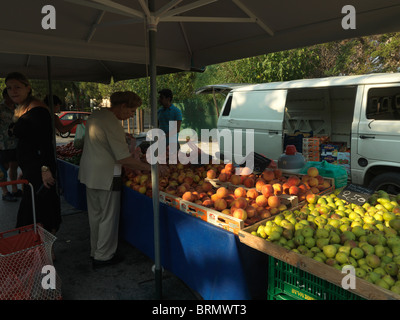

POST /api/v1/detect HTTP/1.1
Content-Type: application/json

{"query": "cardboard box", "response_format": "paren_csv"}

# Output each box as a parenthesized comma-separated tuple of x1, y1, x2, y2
(337, 151, 351, 174)
(302, 138, 320, 162)
(320, 154, 337, 164)
(160, 187, 245, 234)
(179, 199, 244, 234)
(159, 191, 181, 209)
(320, 143, 339, 155)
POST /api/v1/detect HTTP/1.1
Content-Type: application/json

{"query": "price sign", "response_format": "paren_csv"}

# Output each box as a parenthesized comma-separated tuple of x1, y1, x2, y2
(337, 184, 374, 205)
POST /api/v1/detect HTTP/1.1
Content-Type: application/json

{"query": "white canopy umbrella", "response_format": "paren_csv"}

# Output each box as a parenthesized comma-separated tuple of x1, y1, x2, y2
(2, 1, 400, 73)
(3, 0, 400, 299)
(0, 52, 189, 83)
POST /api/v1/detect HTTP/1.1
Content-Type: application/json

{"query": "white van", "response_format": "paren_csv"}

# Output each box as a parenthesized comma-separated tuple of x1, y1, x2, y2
(214, 73, 400, 193)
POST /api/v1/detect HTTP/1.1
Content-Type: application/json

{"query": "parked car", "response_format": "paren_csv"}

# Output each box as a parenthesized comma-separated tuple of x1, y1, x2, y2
(57, 111, 91, 138)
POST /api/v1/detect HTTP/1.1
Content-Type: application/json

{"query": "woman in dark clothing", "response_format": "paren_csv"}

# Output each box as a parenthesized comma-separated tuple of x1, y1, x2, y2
(6, 72, 61, 234)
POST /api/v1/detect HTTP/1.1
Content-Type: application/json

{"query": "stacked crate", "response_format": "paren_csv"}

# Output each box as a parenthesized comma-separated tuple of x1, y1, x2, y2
(302, 137, 320, 162)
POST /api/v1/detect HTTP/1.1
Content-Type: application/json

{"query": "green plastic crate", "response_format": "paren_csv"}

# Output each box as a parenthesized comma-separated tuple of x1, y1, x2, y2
(268, 293, 299, 300)
(267, 256, 364, 300)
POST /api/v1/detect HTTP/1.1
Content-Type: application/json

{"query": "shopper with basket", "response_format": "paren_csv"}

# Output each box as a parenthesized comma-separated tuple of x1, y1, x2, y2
(0, 72, 62, 300)
(5, 72, 61, 236)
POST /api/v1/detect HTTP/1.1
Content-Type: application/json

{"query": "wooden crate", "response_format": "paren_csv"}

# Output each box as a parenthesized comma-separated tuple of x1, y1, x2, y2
(279, 172, 336, 196)
(205, 178, 299, 209)
(238, 222, 400, 300)
(159, 190, 244, 234)
(206, 172, 335, 202)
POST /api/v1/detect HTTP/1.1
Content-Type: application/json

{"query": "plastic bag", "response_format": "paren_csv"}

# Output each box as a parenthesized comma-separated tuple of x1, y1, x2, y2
(73, 123, 86, 149)
(300, 160, 348, 188)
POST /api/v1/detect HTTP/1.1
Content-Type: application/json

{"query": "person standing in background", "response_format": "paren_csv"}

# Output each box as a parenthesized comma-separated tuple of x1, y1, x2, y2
(157, 89, 182, 149)
(44, 94, 83, 135)
(0, 88, 21, 201)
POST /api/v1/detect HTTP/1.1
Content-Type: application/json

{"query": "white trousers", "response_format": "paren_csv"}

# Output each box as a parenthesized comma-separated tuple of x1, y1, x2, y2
(86, 187, 121, 261)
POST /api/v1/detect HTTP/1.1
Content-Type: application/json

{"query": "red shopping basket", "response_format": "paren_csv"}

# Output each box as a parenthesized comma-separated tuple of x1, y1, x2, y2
(0, 180, 62, 300)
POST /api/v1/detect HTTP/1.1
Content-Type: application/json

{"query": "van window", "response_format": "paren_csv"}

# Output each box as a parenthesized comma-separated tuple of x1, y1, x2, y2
(366, 87, 400, 120)
(222, 96, 232, 116)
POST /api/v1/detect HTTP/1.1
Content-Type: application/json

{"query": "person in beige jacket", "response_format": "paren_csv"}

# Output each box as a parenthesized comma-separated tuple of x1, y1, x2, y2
(79, 91, 168, 269)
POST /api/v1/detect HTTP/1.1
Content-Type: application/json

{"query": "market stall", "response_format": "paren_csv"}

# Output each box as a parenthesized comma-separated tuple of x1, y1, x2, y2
(120, 157, 400, 301)
(56, 136, 400, 301)
(55, 158, 268, 300)
(57, 159, 87, 211)
(120, 186, 268, 300)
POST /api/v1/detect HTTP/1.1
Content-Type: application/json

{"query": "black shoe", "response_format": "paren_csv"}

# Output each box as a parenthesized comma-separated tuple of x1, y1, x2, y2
(11, 189, 22, 197)
(2, 192, 17, 202)
(92, 254, 123, 270)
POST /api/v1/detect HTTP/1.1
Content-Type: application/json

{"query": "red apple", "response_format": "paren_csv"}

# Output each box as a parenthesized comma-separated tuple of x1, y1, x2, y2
(202, 181, 213, 192)
(232, 197, 248, 209)
(287, 176, 300, 187)
(214, 198, 228, 211)
(232, 208, 247, 221)
(182, 191, 194, 202)
(216, 187, 229, 199)
(242, 177, 254, 188)
(272, 183, 283, 196)
(262, 169, 275, 182)
(261, 184, 274, 197)
(255, 195, 269, 207)
(218, 172, 228, 182)
(234, 187, 247, 199)
(230, 174, 241, 185)
(307, 167, 319, 177)
(267, 195, 280, 208)
(306, 192, 317, 204)
(289, 185, 299, 195)
(207, 169, 217, 179)
(246, 188, 259, 200)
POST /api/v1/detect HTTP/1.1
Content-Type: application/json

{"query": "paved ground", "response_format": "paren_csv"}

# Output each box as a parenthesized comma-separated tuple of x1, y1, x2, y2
(1, 197, 202, 300)
(0, 134, 203, 300)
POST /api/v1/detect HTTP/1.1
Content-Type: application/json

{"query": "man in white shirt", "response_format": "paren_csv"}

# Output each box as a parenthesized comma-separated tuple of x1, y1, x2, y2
(79, 91, 168, 269)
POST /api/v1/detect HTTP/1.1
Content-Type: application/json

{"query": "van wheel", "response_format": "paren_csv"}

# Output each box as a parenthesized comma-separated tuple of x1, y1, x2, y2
(368, 172, 400, 194)
(60, 131, 70, 138)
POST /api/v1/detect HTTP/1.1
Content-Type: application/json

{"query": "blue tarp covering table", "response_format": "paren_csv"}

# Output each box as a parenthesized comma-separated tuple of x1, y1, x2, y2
(121, 186, 268, 300)
(57, 159, 87, 211)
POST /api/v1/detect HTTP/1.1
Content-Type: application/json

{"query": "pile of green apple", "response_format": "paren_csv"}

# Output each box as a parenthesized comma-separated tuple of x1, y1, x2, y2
(252, 189, 400, 295)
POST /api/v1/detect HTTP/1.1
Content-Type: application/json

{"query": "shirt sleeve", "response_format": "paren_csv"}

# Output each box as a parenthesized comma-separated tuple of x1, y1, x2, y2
(175, 107, 182, 121)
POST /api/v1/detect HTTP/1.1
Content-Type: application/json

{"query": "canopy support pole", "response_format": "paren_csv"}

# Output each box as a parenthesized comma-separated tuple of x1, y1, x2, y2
(46, 56, 56, 150)
(46, 56, 61, 214)
(147, 0, 162, 300)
